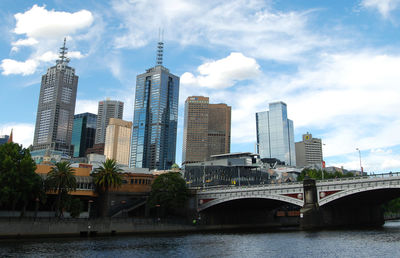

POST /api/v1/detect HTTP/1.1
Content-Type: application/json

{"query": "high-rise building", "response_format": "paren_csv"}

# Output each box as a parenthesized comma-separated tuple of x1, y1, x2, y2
(208, 103, 231, 157)
(32, 39, 78, 156)
(0, 135, 9, 145)
(130, 41, 179, 170)
(104, 118, 132, 166)
(256, 101, 296, 166)
(295, 132, 323, 167)
(94, 99, 124, 145)
(182, 96, 231, 165)
(71, 112, 97, 157)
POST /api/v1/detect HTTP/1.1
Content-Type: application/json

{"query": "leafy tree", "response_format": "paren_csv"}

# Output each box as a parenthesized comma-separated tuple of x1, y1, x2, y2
(0, 142, 44, 214)
(92, 158, 123, 217)
(45, 161, 77, 217)
(148, 172, 189, 217)
(297, 168, 354, 181)
(67, 198, 83, 218)
(171, 163, 180, 169)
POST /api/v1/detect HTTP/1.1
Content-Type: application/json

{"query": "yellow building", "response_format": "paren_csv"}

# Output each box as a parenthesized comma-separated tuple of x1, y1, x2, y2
(36, 163, 97, 197)
(104, 118, 132, 166)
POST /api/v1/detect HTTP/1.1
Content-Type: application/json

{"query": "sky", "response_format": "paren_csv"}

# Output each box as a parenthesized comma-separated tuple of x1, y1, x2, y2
(1, 0, 400, 172)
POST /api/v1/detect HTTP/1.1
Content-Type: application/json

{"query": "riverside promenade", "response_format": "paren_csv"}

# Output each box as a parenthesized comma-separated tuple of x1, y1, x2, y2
(0, 217, 301, 239)
(0, 218, 198, 238)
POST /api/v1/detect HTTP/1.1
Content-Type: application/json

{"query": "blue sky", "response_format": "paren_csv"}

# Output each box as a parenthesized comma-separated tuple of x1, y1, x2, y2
(1, 0, 400, 172)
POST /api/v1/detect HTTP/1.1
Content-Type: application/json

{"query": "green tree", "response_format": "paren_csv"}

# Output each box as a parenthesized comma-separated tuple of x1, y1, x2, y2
(67, 198, 83, 218)
(45, 161, 77, 217)
(0, 142, 44, 215)
(297, 168, 355, 181)
(171, 163, 180, 169)
(92, 158, 123, 217)
(148, 172, 189, 217)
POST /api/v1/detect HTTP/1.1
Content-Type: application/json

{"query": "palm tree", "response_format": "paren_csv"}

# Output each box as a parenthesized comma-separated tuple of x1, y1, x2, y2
(45, 161, 77, 218)
(92, 159, 123, 217)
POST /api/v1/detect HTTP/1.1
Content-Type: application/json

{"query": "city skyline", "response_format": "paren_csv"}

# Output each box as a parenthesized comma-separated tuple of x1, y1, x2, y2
(1, 1, 400, 171)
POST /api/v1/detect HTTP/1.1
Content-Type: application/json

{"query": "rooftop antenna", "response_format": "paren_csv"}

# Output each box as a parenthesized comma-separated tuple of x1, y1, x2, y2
(156, 28, 164, 66)
(57, 37, 70, 65)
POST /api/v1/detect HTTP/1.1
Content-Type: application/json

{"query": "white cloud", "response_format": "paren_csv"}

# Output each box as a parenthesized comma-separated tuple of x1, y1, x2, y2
(1, 5, 94, 76)
(181, 52, 260, 89)
(111, 0, 327, 62)
(0, 59, 38, 76)
(0, 123, 34, 148)
(14, 5, 93, 39)
(361, 0, 400, 18)
(329, 148, 400, 172)
(12, 38, 38, 48)
(75, 99, 99, 115)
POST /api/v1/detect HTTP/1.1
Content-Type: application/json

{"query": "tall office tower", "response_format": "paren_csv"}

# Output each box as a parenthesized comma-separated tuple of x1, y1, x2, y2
(295, 132, 323, 167)
(130, 40, 179, 170)
(208, 103, 231, 157)
(71, 112, 97, 157)
(182, 96, 231, 165)
(256, 101, 296, 166)
(104, 118, 132, 166)
(94, 99, 124, 145)
(182, 96, 210, 164)
(32, 39, 78, 156)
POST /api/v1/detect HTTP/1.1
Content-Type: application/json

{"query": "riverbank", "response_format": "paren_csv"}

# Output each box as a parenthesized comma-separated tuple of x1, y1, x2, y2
(0, 217, 299, 239)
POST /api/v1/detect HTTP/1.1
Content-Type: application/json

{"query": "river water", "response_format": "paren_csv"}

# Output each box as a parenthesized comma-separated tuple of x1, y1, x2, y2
(2, 221, 400, 257)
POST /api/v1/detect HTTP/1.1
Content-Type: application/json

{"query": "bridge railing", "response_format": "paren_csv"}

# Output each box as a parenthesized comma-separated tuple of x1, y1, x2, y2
(317, 172, 400, 183)
(191, 172, 400, 191)
(190, 180, 303, 191)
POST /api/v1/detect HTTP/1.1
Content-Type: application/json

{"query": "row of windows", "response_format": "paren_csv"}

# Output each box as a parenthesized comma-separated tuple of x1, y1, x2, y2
(121, 178, 152, 185)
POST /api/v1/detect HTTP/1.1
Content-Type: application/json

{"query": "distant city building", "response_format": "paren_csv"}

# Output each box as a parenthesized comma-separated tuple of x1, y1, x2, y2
(104, 118, 132, 166)
(85, 143, 105, 156)
(0, 135, 9, 145)
(94, 99, 124, 145)
(182, 96, 231, 165)
(32, 39, 78, 156)
(256, 101, 296, 166)
(129, 41, 179, 170)
(295, 132, 323, 168)
(71, 112, 97, 158)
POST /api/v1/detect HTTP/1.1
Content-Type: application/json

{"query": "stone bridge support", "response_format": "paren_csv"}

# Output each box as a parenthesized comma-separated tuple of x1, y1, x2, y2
(300, 178, 322, 229)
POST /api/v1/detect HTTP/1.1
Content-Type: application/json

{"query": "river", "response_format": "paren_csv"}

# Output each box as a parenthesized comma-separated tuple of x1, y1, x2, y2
(2, 221, 400, 257)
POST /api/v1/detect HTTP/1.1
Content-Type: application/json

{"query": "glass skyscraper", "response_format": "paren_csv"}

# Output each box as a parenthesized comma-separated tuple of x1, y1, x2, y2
(32, 39, 78, 156)
(71, 112, 97, 157)
(256, 101, 296, 166)
(129, 44, 179, 170)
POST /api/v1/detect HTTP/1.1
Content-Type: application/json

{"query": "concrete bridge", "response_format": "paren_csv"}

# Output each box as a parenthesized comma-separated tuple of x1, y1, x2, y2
(194, 173, 400, 228)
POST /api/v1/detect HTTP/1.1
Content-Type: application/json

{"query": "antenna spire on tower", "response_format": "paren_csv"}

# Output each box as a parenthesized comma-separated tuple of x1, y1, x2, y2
(156, 29, 164, 66)
(57, 37, 70, 65)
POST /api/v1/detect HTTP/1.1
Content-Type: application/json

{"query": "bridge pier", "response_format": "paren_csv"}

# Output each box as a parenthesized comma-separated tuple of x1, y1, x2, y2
(300, 178, 322, 229)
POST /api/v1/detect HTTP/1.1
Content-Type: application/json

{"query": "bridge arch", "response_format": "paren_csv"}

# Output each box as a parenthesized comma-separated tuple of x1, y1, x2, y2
(198, 194, 303, 212)
(319, 185, 400, 206)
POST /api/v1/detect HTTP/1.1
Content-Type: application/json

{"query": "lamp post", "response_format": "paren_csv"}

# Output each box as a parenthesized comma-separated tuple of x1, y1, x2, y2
(356, 148, 363, 176)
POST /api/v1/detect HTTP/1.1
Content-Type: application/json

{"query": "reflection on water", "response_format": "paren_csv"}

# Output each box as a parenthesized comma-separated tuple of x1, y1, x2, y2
(1, 221, 400, 257)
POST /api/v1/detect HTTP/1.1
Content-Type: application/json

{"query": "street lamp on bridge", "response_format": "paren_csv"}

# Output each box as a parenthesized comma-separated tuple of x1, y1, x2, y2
(356, 148, 363, 176)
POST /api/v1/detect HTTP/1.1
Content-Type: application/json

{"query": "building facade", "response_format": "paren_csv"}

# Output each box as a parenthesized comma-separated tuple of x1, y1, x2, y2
(104, 118, 132, 166)
(94, 99, 124, 145)
(32, 39, 78, 156)
(182, 96, 231, 165)
(256, 101, 296, 166)
(129, 43, 179, 170)
(71, 112, 97, 158)
(295, 132, 323, 167)
(0, 135, 9, 145)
